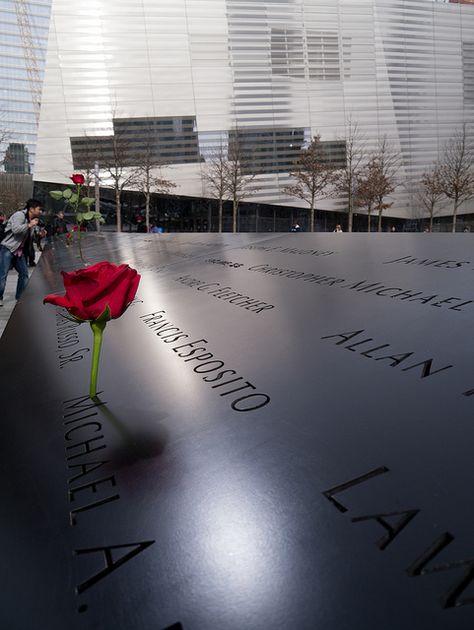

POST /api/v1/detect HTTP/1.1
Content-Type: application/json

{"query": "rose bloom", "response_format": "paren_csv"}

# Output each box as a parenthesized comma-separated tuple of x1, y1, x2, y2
(44, 261, 140, 321)
(70, 173, 85, 185)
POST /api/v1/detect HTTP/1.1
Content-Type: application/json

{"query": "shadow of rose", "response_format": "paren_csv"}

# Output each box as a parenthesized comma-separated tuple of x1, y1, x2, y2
(93, 396, 169, 466)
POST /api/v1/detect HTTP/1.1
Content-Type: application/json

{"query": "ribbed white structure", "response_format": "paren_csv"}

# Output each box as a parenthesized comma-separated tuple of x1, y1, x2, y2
(34, 0, 474, 219)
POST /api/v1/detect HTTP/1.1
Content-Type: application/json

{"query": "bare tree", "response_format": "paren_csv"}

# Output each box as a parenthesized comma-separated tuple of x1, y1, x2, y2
(74, 139, 99, 196)
(77, 113, 137, 233)
(203, 141, 228, 233)
(70, 135, 106, 235)
(225, 133, 258, 233)
(95, 127, 136, 233)
(0, 115, 10, 168)
(132, 144, 176, 231)
(417, 166, 445, 232)
(354, 160, 379, 231)
(283, 134, 338, 232)
(437, 125, 474, 233)
(334, 120, 366, 233)
(359, 137, 400, 232)
(0, 130, 8, 149)
(0, 173, 33, 215)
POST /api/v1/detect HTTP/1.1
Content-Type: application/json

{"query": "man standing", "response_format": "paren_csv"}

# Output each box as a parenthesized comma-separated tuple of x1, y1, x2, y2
(0, 199, 42, 307)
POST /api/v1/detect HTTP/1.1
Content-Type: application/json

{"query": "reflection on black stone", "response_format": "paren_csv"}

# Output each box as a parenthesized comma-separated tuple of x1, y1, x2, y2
(94, 397, 169, 465)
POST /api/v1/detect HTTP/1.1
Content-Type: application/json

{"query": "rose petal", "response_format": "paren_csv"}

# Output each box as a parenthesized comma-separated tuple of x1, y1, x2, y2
(44, 261, 140, 322)
(43, 293, 72, 308)
(82, 264, 138, 318)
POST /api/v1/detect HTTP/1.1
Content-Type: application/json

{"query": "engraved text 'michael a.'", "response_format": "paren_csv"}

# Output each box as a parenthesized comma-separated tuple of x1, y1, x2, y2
(75, 541, 155, 594)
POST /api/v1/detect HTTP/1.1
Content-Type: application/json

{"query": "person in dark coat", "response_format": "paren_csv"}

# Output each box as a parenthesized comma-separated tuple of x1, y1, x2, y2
(52, 210, 68, 235)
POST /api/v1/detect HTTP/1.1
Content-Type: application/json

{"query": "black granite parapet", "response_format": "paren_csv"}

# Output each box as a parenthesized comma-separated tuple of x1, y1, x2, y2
(1, 232, 474, 629)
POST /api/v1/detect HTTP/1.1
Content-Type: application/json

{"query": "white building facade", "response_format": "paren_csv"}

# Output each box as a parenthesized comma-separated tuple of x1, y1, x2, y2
(33, 0, 474, 222)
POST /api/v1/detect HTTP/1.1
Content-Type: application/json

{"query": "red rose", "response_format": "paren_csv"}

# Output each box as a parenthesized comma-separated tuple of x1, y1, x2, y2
(70, 173, 85, 185)
(43, 261, 140, 321)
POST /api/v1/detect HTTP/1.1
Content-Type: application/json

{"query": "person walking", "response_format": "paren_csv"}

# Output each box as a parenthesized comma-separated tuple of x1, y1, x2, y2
(27, 221, 47, 267)
(52, 210, 68, 235)
(0, 199, 43, 307)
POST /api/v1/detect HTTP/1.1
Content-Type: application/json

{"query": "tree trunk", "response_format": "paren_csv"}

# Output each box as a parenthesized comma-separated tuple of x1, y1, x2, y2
(232, 199, 237, 233)
(429, 209, 434, 233)
(218, 197, 223, 233)
(452, 199, 458, 233)
(115, 187, 121, 232)
(367, 209, 371, 232)
(309, 204, 314, 232)
(190, 201, 196, 232)
(145, 191, 150, 232)
(378, 209, 382, 232)
(348, 197, 353, 233)
(94, 164, 101, 233)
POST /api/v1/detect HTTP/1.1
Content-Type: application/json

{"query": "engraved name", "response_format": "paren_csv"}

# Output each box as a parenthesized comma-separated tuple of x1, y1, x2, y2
(62, 394, 119, 527)
(175, 275, 275, 315)
(55, 311, 81, 349)
(248, 265, 473, 312)
(140, 310, 271, 412)
(383, 255, 471, 269)
(61, 394, 154, 610)
(55, 311, 90, 369)
(321, 329, 453, 380)
(205, 258, 244, 268)
(239, 245, 335, 257)
(324, 466, 474, 609)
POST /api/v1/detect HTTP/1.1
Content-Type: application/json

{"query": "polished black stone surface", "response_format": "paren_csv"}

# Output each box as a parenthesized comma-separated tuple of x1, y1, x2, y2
(2, 232, 474, 629)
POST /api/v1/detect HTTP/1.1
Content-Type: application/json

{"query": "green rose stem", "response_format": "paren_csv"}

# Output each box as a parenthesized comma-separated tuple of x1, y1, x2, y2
(75, 182, 86, 265)
(89, 319, 107, 398)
